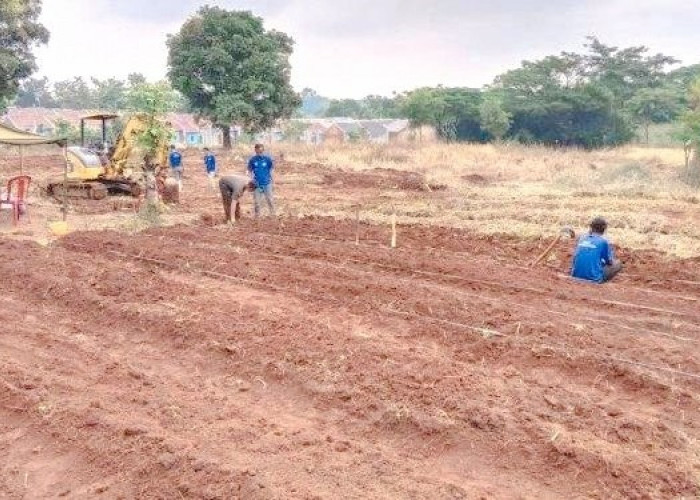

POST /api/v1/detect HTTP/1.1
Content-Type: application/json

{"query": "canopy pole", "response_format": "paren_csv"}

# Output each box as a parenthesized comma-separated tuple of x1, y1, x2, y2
(19, 145, 24, 174)
(62, 145, 68, 222)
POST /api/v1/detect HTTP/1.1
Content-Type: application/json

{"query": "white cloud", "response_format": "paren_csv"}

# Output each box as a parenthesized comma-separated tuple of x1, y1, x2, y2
(33, 0, 700, 99)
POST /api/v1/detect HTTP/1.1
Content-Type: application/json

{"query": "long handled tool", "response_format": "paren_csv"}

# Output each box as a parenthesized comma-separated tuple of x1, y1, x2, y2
(530, 226, 576, 267)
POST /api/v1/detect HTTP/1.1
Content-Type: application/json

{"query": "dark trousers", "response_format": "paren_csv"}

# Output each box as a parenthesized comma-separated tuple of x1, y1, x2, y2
(603, 260, 623, 282)
(219, 183, 241, 221)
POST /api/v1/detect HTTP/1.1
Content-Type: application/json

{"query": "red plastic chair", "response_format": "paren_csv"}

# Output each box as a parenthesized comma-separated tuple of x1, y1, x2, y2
(0, 175, 32, 226)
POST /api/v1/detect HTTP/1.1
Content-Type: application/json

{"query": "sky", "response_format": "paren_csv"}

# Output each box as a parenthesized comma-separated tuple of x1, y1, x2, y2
(34, 0, 700, 99)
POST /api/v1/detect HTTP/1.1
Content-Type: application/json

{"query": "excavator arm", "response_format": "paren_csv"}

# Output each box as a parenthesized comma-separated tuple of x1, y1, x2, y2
(107, 114, 170, 178)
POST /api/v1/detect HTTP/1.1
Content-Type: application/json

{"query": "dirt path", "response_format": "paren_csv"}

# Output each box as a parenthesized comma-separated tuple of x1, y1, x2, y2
(1, 217, 699, 498)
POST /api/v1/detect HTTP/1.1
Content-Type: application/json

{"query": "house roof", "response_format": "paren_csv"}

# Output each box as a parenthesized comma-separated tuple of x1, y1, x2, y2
(333, 121, 364, 135)
(359, 120, 389, 139)
(166, 112, 204, 133)
(3, 108, 224, 137)
(4, 107, 106, 132)
(385, 119, 410, 133)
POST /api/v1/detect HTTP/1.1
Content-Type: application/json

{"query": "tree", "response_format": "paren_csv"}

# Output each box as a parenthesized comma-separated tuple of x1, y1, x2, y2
(53, 77, 95, 109)
(300, 88, 330, 117)
(479, 95, 512, 141)
(127, 72, 147, 87)
(325, 98, 364, 118)
(54, 118, 81, 143)
(324, 95, 404, 119)
(91, 77, 127, 111)
(15, 76, 56, 107)
(167, 7, 300, 148)
(362, 95, 403, 119)
(125, 81, 187, 113)
(584, 37, 678, 108)
(403, 87, 485, 142)
(628, 86, 684, 144)
(403, 88, 444, 140)
(494, 51, 633, 147)
(0, 0, 49, 110)
(680, 78, 700, 185)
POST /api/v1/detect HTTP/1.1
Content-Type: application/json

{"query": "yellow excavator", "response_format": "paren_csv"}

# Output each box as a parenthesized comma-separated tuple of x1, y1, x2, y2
(45, 113, 171, 199)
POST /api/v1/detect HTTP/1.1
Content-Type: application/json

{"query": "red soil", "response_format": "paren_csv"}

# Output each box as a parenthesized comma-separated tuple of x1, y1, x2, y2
(1, 216, 699, 498)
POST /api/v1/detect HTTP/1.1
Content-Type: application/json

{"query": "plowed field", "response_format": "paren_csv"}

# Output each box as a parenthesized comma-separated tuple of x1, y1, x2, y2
(1, 216, 699, 498)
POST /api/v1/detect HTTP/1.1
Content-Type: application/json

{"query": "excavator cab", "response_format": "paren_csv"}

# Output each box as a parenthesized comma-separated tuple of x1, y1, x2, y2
(80, 113, 118, 149)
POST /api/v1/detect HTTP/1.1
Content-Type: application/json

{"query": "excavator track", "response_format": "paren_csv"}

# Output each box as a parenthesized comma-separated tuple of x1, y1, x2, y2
(45, 181, 108, 201)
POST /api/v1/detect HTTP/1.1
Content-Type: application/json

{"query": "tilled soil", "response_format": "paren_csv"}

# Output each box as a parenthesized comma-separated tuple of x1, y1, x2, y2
(1, 216, 699, 499)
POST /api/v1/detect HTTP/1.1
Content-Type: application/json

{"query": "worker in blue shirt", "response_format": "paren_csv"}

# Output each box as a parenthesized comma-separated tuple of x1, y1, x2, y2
(571, 217, 622, 283)
(203, 147, 217, 189)
(168, 145, 183, 190)
(247, 143, 276, 217)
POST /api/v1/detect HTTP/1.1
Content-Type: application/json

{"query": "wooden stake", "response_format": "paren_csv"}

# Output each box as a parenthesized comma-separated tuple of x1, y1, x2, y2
(354, 207, 360, 245)
(390, 210, 397, 249)
(62, 145, 68, 222)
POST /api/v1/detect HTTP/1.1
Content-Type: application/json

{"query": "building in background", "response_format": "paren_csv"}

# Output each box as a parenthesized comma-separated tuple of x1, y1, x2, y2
(2, 108, 226, 148)
(2, 108, 437, 147)
(276, 118, 435, 145)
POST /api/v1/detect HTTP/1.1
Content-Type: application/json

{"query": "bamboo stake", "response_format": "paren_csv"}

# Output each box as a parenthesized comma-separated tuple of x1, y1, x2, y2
(390, 210, 397, 249)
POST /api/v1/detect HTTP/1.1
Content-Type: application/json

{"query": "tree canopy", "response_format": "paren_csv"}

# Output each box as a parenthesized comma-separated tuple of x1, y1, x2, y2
(12, 74, 189, 112)
(489, 38, 681, 147)
(167, 7, 300, 147)
(0, 0, 49, 110)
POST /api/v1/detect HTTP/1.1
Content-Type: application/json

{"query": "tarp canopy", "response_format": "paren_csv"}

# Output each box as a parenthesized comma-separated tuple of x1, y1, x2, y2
(0, 122, 66, 147)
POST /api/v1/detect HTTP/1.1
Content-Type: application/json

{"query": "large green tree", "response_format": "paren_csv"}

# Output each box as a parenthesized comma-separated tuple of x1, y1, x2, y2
(167, 7, 300, 148)
(0, 0, 49, 110)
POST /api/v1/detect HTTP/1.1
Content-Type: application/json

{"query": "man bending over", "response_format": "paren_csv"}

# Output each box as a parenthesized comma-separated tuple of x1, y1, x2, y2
(219, 175, 255, 223)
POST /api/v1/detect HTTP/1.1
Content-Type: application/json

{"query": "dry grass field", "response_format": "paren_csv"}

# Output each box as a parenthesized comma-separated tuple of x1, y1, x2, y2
(270, 142, 700, 258)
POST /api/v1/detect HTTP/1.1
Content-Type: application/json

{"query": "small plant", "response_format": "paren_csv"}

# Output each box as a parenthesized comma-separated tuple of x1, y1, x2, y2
(138, 200, 162, 227)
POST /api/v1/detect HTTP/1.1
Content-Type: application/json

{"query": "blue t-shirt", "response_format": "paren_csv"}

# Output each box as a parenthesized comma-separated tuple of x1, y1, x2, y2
(248, 154, 274, 187)
(169, 151, 182, 168)
(204, 153, 216, 172)
(571, 233, 614, 283)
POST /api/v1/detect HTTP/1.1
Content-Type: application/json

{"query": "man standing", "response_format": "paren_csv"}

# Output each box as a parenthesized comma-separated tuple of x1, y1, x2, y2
(247, 143, 275, 217)
(203, 147, 217, 189)
(169, 145, 183, 190)
(571, 217, 623, 283)
(219, 175, 254, 223)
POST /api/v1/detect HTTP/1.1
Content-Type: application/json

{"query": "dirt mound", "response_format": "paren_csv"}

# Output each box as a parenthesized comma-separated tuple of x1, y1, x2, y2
(323, 168, 432, 191)
(462, 173, 489, 184)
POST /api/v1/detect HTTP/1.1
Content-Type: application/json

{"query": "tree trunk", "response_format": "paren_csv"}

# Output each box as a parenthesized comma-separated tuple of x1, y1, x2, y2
(645, 121, 649, 145)
(221, 126, 232, 150)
